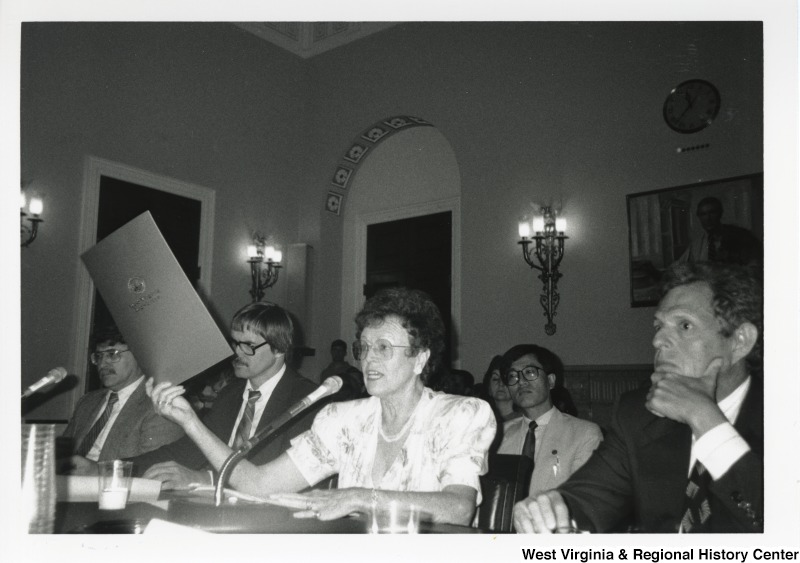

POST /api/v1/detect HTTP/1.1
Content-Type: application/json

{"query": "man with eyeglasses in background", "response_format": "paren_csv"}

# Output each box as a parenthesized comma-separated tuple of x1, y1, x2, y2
(129, 302, 319, 489)
(64, 324, 184, 470)
(497, 344, 602, 499)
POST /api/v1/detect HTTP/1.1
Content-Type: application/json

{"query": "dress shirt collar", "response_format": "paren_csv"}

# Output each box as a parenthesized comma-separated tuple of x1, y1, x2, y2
(244, 363, 287, 400)
(114, 375, 144, 403)
(522, 405, 556, 427)
(718, 375, 751, 425)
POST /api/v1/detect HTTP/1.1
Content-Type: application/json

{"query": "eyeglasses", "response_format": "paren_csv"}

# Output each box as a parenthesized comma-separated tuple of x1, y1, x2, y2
(504, 365, 546, 386)
(230, 339, 271, 356)
(90, 349, 131, 365)
(352, 339, 411, 361)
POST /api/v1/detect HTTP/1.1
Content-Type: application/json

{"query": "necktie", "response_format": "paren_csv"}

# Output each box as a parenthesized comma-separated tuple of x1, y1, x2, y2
(75, 392, 119, 457)
(522, 421, 538, 461)
(707, 234, 717, 261)
(681, 461, 712, 532)
(233, 390, 261, 450)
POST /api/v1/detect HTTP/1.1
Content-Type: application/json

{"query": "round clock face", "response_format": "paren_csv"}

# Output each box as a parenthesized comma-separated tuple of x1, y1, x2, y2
(663, 79, 721, 133)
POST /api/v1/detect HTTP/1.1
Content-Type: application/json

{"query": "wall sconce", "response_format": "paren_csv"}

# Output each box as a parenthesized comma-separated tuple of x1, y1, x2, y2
(246, 235, 282, 302)
(20, 192, 44, 248)
(518, 206, 568, 335)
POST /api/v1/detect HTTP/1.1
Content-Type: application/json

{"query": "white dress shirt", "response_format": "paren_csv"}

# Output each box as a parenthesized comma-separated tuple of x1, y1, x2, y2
(690, 376, 752, 479)
(228, 364, 287, 446)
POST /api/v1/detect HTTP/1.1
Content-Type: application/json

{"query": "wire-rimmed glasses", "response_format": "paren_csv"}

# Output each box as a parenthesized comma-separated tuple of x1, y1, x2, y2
(89, 349, 131, 365)
(504, 364, 546, 386)
(352, 339, 411, 361)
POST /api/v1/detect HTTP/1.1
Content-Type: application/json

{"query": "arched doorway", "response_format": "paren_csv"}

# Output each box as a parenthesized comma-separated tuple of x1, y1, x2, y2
(337, 124, 462, 365)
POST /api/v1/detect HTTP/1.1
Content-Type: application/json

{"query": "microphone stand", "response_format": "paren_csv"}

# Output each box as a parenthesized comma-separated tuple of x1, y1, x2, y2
(213, 376, 342, 506)
(214, 414, 289, 507)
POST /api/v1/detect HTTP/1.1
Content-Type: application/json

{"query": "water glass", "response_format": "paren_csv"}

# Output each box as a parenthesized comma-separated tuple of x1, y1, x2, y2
(98, 460, 133, 510)
(21, 424, 56, 534)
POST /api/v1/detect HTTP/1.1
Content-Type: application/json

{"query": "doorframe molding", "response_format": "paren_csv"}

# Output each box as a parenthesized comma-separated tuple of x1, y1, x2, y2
(70, 156, 216, 411)
(347, 196, 462, 367)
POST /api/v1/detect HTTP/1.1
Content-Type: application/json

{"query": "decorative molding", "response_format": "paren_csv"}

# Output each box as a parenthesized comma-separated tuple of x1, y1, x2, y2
(325, 115, 434, 216)
(235, 22, 397, 59)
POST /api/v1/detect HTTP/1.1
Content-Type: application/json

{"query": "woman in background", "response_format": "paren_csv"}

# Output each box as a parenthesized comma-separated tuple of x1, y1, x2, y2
(482, 355, 521, 423)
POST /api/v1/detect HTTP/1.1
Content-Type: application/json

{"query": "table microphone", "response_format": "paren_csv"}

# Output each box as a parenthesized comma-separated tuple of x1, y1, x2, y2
(22, 367, 68, 399)
(214, 375, 343, 506)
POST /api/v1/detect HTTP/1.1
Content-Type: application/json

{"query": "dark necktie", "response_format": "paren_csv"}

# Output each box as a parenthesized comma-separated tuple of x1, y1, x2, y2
(707, 234, 717, 261)
(681, 461, 712, 532)
(75, 391, 119, 457)
(233, 390, 261, 450)
(522, 421, 538, 461)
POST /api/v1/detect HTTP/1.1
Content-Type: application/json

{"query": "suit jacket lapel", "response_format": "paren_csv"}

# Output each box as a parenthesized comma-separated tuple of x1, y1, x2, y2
(734, 377, 763, 455)
(74, 392, 108, 443)
(534, 409, 563, 491)
(256, 369, 296, 431)
(101, 381, 147, 458)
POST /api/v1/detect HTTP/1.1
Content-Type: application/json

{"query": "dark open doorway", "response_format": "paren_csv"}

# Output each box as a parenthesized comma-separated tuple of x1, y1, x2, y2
(87, 175, 202, 391)
(364, 211, 453, 369)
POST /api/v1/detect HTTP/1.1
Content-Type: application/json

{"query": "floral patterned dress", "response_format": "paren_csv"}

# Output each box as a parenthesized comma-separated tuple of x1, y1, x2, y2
(287, 387, 497, 504)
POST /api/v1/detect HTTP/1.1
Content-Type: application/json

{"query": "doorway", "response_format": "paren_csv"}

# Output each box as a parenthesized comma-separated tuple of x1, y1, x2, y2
(72, 156, 216, 405)
(365, 211, 453, 366)
(87, 176, 203, 390)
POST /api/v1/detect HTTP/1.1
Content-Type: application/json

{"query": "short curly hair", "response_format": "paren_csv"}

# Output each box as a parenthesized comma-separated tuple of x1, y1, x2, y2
(661, 261, 763, 376)
(354, 287, 445, 384)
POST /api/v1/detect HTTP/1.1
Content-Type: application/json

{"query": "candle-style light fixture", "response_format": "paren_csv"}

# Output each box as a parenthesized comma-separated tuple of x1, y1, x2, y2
(246, 234, 282, 302)
(20, 191, 44, 248)
(518, 205, 568, 335)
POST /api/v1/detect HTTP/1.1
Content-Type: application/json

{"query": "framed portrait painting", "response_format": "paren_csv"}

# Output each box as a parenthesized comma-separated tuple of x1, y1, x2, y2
(626, 173, 763, 307)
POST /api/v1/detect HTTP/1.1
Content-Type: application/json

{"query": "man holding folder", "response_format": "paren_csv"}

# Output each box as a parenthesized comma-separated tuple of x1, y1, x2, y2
(130, 302, 320, 489)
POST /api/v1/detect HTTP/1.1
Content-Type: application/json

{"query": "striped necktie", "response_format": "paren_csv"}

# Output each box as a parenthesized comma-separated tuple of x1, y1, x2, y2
(233, 390, 261, 450)
(75, 391, 119, 457)
(681, 461, 712, 532)
(522, 420, 538, 461)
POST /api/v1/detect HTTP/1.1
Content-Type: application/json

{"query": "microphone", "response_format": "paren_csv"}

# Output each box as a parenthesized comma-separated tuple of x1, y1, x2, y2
(242, 375, 343, 453)
(214, 375, 342, 506)
(21, 367, 68, 399)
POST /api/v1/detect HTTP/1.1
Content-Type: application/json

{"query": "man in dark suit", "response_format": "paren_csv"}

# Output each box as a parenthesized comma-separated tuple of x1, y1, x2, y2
(677, 197, 761, 266)
(130, 302, 319, 489)
(63, 325, 184, 464)
(513, 261, 763, 533)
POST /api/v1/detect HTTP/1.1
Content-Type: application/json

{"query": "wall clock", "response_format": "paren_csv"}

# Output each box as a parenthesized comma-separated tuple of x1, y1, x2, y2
(662, 79, 721, 134)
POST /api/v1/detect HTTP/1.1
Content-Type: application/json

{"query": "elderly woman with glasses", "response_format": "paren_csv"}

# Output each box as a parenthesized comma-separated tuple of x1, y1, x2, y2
(149, 287, 496, 526)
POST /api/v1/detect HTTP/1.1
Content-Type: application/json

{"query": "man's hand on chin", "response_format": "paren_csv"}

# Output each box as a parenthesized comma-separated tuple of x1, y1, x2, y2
(645, 358, 728, 436)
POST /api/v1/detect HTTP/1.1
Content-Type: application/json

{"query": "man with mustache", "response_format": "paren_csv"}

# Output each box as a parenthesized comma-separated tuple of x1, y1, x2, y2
(63, 324, 184, 465)
(513, 262, 763, 533)
(130, 302, 319, 489)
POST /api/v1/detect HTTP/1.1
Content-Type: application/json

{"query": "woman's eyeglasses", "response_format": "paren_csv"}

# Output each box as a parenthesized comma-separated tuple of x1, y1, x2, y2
(230, 340, 271, 356)
(352, 339, 411, 361)
(90, 349, 131, 365)
(504, 365, 545, 386)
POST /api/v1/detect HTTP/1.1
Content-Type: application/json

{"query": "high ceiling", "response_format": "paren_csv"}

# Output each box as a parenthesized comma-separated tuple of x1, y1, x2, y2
(235, 22, 397, 59)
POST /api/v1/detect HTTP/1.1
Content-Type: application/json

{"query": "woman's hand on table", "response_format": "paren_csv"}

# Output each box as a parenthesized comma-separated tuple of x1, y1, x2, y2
(268, 488, 369, 521)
